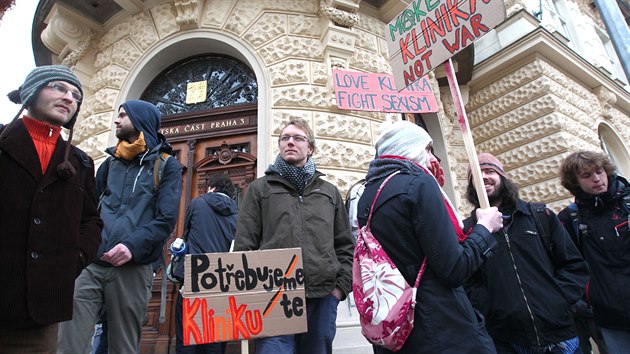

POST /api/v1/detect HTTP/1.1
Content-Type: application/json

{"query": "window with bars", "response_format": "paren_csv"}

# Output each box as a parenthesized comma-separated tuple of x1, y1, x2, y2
(141, 55, 258, 116)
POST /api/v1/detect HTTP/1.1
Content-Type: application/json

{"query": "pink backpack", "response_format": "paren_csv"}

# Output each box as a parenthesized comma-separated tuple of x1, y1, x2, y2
(352, 171, 427, 352)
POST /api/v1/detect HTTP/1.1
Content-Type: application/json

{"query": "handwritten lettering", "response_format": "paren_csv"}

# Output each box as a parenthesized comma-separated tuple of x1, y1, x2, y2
(386, 0, 505, 90)
(190, 253, 305, 293)
(183, 296, 263, 345)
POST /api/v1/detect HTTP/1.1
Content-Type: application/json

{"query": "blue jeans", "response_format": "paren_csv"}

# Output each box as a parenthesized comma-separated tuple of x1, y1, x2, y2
(494, 337, 581, 354)
(255, 294, 339, 354)
(600, 327, 630, 354)
(176, 292, 226, 354)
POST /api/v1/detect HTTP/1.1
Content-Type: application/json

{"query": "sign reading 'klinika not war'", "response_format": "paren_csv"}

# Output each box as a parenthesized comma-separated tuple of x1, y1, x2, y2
(386, 0, 506, 90)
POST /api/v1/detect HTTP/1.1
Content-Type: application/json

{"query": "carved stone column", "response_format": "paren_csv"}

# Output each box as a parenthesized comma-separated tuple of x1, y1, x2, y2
(174, 0, 200, 30)
(40, 4, 96, 66)
(319, 0, 360, 77)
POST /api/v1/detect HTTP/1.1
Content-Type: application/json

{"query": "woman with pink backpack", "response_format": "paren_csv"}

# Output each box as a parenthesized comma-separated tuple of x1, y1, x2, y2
(354, 120, 503, 353)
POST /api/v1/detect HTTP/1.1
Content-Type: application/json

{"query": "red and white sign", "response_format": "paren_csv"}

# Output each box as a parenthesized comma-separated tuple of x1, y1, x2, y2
(332, 70, 438, 113)
(386, 0, 506, 91)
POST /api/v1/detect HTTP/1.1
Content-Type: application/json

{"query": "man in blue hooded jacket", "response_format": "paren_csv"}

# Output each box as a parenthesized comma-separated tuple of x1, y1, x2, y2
(58, 100, 182, 353)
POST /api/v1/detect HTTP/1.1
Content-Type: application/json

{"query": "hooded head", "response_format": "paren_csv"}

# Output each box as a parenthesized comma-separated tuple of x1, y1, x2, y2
(119, 100, 162, 150)
(375, 120, 432, 168)
(7, 65, 83, 129)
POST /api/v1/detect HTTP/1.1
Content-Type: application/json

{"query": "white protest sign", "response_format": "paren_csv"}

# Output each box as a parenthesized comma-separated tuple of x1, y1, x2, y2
(386, 0, 506, 90)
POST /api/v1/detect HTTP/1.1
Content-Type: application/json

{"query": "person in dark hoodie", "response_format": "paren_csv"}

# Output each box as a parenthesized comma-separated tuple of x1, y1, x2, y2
(57, 99, 182, 353)
(0, 65, 103, 352)
(174, 173, 238, 354)
(558, 151, 630, 354)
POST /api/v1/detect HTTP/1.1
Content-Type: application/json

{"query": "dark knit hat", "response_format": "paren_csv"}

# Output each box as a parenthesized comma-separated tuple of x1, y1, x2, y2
(468, 152, 506, 181)
(7, 65, 83, 129)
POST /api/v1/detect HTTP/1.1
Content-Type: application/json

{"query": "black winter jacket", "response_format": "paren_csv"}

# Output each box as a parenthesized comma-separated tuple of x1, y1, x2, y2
(558, 175, 630, 330)
(464, 199, 589, 347)
(358, 158, 497, 354)
(174, 192, 238, 280)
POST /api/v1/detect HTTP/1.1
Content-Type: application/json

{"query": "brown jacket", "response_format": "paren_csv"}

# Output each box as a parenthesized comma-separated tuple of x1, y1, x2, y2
(234, 169, 354, 299)
(0, 120, 102, 328)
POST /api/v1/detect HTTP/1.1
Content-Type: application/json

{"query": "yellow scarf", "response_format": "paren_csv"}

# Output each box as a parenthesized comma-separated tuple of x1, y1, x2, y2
(115, 131, 147, 160)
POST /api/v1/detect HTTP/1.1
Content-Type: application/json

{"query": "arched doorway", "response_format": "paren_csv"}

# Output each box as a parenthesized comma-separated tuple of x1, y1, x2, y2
(138, 54, 259, 353)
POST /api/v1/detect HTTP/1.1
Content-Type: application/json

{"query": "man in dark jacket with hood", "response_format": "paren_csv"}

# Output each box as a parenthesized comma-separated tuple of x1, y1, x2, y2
(558, 150, 630, 354)
(58, 100, 182, 353)
(464, 153, 589, 354)
(174, 173, 238, 353)
(0, 65, 103, 352)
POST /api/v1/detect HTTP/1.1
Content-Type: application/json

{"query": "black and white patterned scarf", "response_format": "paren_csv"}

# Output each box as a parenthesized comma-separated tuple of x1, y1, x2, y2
(273, 154, 316, 195)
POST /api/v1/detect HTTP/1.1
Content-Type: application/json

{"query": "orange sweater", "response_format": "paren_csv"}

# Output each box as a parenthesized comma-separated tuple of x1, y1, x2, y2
(22, 116, 61, 174)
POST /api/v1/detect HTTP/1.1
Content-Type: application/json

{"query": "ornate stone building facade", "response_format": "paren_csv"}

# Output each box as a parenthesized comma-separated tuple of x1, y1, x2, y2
(31, 0, 629, 352)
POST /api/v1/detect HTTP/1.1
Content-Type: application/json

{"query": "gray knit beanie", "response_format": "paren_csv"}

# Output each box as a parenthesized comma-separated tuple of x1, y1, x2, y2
(2, 65, 84, 179)
(7, 65, 83, 129)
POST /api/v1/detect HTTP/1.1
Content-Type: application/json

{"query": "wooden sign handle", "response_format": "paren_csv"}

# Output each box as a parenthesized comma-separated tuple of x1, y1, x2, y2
(444, 59, 490, 209)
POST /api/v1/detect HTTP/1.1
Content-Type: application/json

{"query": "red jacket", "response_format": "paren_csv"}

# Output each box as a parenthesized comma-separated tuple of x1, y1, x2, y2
(0, 120, 102, 328)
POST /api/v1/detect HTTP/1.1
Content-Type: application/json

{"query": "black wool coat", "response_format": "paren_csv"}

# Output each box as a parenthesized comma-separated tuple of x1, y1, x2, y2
(0, 120, 102, 328)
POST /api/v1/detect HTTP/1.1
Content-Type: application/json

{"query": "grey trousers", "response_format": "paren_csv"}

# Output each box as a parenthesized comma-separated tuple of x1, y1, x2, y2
(57, 263, 153, 354)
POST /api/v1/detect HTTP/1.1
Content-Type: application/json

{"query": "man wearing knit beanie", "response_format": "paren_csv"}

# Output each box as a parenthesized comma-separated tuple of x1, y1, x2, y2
(463, 153, 588, 353)
(0, 65, 102, 352)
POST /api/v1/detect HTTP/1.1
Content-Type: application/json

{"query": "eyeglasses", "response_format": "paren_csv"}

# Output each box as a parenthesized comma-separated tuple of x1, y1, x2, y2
(46, 82, 82, 103)
(279, 135, 308, 143)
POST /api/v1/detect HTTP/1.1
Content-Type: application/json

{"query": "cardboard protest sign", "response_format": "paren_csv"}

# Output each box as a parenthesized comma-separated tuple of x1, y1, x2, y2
(181, 248, 307, 346)
(332, 70, 438, 113)
(386, 0, 506, 90)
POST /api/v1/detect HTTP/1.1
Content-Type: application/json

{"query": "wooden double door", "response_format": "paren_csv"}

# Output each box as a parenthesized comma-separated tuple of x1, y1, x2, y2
(140, 104, 258, 354)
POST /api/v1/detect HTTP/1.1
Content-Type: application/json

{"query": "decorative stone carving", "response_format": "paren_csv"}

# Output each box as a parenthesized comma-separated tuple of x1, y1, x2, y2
(94, 47, 113, 71)
(507, 154, 568, 187)
(111, 38, 143, 69)
(268, 60, 308, 85)
(92, 88, 120, 114)
(259, 36, 323, 64)
(319, 0, 360, 28)
(273, 85, 332, 109)
(272, 110, 313, 133)
(73, 112, 113, 143)
(98, 21, 131, 51)
(330, 57, 346, 70)
(130, 12, 161, 51)
(312, 62, 330, 85)
(520, 179, 570, 203)
(201, 0, 235, 28)
(174, 0, 199, 30)
(593, 86, 616, 119)
(289, 14, 321, 37)
(150, 3, 179, 37)
(62, 30, 94, 67)
(243, 13, 287, 48)
(355, 29, 378, 53)
(224, 1, 263, 36)
(90, 65, 129, 92)
(313, 112, 371, 143)
(75, 132, 109, 159)
(317, 140, 372, 169)
(350, 47, 386, 73)
(40, 7, 94, 63)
